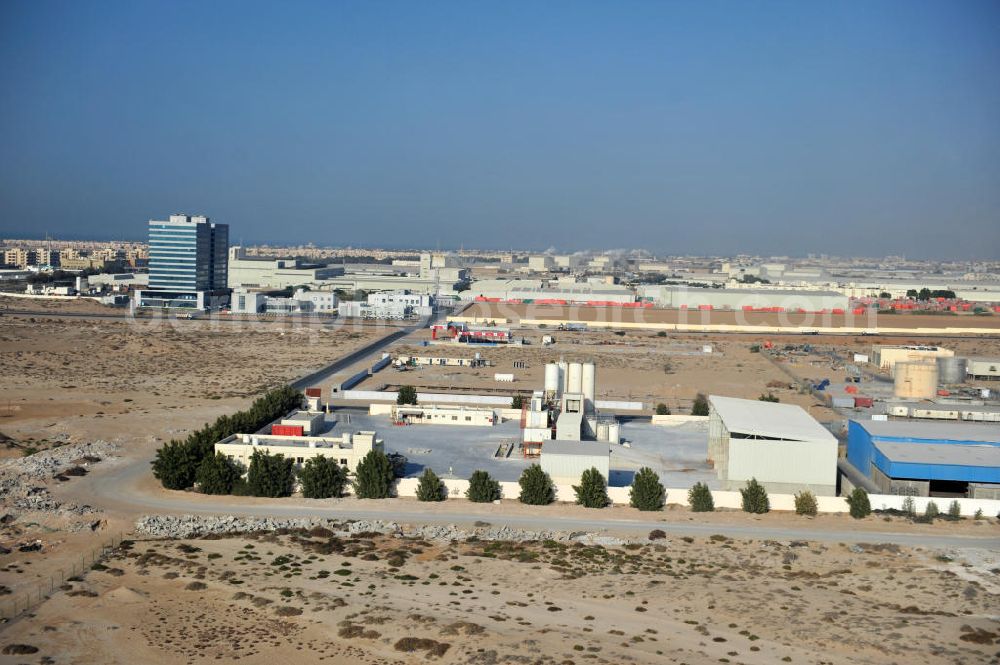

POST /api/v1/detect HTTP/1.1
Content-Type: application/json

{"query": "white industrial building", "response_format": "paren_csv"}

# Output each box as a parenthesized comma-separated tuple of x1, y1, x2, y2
(228, 247, 345, 289)
(708, 395, 838, 495)
(391, 404, 496, 426)
(277, 411, 327, 435)
(540, 440, 611, 483)
(338, 290, 434, 319)
(638, 285, 849, 312)
(467, 278, 635, 304)
(967, 357, 1000, 380)
(214, 430, 383, 474)
(230, 287, 337, 314)
(871, 345, 954, 372)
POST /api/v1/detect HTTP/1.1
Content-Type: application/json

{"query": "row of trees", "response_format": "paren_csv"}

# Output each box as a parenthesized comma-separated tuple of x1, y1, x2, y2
(655, 394, 710, 417)
(151, 385, 305, 490)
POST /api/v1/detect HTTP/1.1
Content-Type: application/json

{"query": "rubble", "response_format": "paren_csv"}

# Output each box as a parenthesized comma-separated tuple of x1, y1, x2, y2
(134, 514, 637, 545)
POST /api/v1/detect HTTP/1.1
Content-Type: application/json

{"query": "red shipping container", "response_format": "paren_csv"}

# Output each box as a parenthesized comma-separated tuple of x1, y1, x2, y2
(305, 388, 322, 397)
(271, 424, 304, 436)
(853, 396, 873, 408)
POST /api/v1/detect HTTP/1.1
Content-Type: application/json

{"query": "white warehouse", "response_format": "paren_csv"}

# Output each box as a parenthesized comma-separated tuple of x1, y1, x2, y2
(708, 395, 838, 495)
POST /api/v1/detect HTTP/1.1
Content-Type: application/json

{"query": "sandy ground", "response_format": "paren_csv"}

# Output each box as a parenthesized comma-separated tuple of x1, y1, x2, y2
(2, 525, 998, 665)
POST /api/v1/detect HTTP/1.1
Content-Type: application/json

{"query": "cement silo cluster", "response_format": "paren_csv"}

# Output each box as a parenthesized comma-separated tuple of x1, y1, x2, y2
(525, 360, 619, 448)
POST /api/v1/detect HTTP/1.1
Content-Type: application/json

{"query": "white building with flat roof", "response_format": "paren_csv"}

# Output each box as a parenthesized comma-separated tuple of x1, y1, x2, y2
(214, 430, 383, 474)
(708, 395, 838, 495)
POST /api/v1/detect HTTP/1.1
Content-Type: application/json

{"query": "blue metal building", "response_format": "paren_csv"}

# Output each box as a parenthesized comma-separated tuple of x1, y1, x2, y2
(846, 420, 1000, 497)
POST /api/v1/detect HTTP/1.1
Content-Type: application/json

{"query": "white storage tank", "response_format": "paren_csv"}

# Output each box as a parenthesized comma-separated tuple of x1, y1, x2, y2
(544, 363, 561, 398)
(582, 362, 596, 409)
(558, 360, 569, 393)
(894, 361, 938, 399)
(567, 362, 583, 395)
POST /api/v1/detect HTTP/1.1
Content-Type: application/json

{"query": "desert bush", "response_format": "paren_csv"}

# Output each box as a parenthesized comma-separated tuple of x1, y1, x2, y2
(794, 490, 818, 516)
(845, 488, 871, 519)
(691, 393, 709, 417)
(518, 464, 555, 505)
(573, 467, 609, 508)
(740, 478, 769, 514)
(630, 467, 665, 511)
(901, 495, 916, 517)
(947, 500, 962, 519)
(924, 500, 940, 519)
(466, 470, 501, 503)
(688, 482, 714, 512)
(416, 468, 445, 502)
(655, 403, 670, 416)
(648, 529, 667, 541)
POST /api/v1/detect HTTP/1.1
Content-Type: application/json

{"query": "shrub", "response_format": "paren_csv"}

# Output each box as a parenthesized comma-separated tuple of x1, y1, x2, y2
(691, 393, 709, 416)
(396, 385, 418, 405)
(518, 464, 555, 505)
(573, 467, 609, 509)
(974, 508, 983, 520)
(793, 490, 818, 516)
(511, 394, 524, 409)
(924, 500, 940, 519)
(196, 453, 241, 495)
(688, 482, 714, 512)
(353, 450, 394, 499)
(740, 478, 769, 514)
(466, 470, 501, 503)
(648, 529, 667, 541)
(758, 392, 780, 403)
(901, 495, 916, 517)
(246, 450, 295, 498)
(845, 488, 871, 519)
(947, 500, 962, 519)
(299, 456, 347, 499)
(629, 467, 665, 511)
(416, 468, 445, 502)
(655, 403, 670, 416)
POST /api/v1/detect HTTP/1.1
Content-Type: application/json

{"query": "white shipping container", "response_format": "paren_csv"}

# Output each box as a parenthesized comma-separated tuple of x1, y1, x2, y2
(494, 373, 515, 382)
(853, 353, 870, 363)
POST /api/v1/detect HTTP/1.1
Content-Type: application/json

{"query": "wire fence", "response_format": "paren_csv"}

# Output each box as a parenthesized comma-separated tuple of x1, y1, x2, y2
(1, 531, 128, 625)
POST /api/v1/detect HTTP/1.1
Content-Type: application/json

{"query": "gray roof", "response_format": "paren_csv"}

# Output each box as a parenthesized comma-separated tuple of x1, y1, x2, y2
(857, 420, 1000, 444)
(710, 395, 836, 443)
(873, 441, 1000, 468)
(541, 441, 611, 457)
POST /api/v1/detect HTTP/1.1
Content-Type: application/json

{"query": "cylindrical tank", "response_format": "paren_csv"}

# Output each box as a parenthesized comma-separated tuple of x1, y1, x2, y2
(558, 360, 568, 394)
(607, 421, 620, 445)
(936, 357, 967, 385)
(582, 362, 596, 409)
(894, 361, 939, 399)
(544, 363, 560, 398)
(567, 362, 583, 394)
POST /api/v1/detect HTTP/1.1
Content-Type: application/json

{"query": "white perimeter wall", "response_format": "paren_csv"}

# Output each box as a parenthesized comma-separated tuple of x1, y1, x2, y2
(389, 478, 1000, 517)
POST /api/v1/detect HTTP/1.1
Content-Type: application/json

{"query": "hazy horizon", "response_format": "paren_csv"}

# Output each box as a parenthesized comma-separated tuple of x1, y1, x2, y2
(2, 1, 999, 260)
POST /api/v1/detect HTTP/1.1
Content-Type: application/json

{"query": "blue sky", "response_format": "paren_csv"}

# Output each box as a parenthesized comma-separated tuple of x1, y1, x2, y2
(1, 0, 998, 258)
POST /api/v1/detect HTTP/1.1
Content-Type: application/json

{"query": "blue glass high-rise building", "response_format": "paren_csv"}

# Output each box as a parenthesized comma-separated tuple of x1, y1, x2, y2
(138, 214, 229, 309)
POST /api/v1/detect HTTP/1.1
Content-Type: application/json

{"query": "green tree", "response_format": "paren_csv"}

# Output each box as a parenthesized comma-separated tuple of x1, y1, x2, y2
(655, 403, 671, 416)
(879, 291, 892, 299)
(151, 440, 200, 490)
(691, 393, 709, 416)
(740, 478, 770, 514)
(195, 452, 240, 495)
(629, 467, 665, 511)
(518, 464, 555, 505)
(905, 289, 918, 299)
(511, 394, 524, 409)
(573, 467, 609, 508)
(466, 470, 501, 503)
(758, 392, 780, 403)
(299, 456, 347, 499)
(794, 490, 818, 516)
(246, 450, 295, 498)
(416, 468, 445, 502)
(845, 487, 871, 519)
(901, 495, 916, 517)
(397, 385, 418, 405)
(353, 450, 395, 499)
(688, 482, 714, 512)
